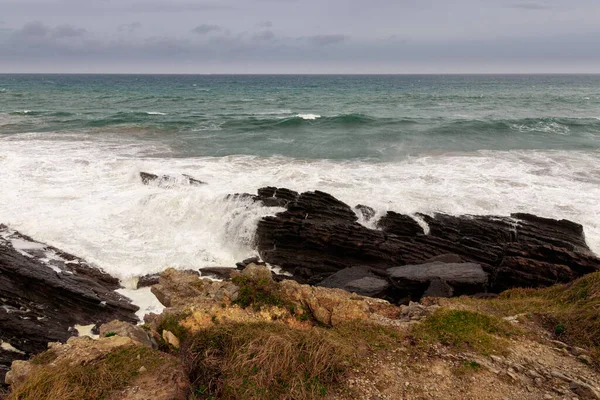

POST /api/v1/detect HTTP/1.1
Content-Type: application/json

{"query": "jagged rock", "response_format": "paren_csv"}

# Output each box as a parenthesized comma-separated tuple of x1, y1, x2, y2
(235, 256, 266, 269)
(137, 273, 160, 289)
(252, 188, 600, 302)
(140, 172, 205, 187)
(151, 268, 239, 309)
(388, 262, 488, 300)
(377, 211, 424, 236)
(355, 205, 376, 221)
(0, 225, 138, 384)
(199, 267, 238, 280)
(99, 320, 154, 348)
(318, 267, 390, 298)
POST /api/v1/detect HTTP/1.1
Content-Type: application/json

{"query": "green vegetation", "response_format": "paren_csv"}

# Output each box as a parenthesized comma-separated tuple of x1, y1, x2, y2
(103, 332, 116, 338)
(413, 309, 515, 355)
(8, 346, 164, 400)
(231, 275, 286, 311)
(156, 312, 191, 348)
(183, 321, 402, 400)
(454, 360, 481, 375)
(459, 271, 600, 360)
(30, 350, 57, 366)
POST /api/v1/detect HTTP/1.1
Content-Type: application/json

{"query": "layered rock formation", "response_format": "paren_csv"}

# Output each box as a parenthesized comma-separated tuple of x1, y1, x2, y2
(0, 226, 139, 384)
(250, 187, 600, 302)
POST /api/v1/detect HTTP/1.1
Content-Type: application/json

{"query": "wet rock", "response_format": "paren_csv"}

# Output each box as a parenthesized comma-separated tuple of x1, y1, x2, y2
(388, 262, 488, 300)
(377, 211, 424, 236)
(318, 267, 390, 298)
(252, 187, 600, 301)
(355, 205, 376, 221)
(235, 256, 266, 269)
(199, 267, 237, 280)
(137, 274, 160, 289)
(0, 225, 139, 384)
(140, 172, 205, 187)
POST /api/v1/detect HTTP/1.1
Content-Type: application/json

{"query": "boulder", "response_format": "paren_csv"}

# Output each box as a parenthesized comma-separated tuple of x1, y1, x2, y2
(99, 320, 154, 348)
(318, 267, 390, 298)
(0, 225, 139, 384)
(387, 262, 488, 300)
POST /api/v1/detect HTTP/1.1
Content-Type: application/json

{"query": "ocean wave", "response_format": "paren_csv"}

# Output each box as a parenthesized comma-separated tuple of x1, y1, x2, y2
(146, 111, 167, 116)
(296, 113, 321, 120)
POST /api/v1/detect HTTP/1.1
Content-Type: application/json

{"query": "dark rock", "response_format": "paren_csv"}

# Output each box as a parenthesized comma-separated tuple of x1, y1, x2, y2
(318, 267, 390, 298)
(422, 279, 454, 298)
(140, 172, 205, 187)
(355, 205, 376, 221)
(137, 273, 160, 289)
(377, 211, 424, 236)
(425, 254, 463, 263)
(388, 262, 488, 300)
(0, 225, 138, 383)
(199, 267, 237, 280)
(235, 256, 266, 270)
(252, 188, 600, 302)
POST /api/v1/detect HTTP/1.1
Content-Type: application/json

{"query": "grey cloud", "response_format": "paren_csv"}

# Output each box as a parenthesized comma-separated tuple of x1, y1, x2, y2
(118, 22, 142, 33)
(16, 21, 50, 37)
(252, 30, 275, 41)
(507, 2, 551, 10)
(192, 24, 223, 35)
(307, 34, 348, 46)
(126, 1, 233, 13)
(257, 21, 273, 28)
(52, 24, 87, 38)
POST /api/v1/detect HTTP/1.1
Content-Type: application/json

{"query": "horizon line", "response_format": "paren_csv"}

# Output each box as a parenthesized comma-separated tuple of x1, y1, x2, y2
(1, 72, 600, 76)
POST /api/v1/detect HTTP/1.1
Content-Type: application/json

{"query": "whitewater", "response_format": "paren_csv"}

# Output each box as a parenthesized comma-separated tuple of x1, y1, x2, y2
(0, 131, 599, 284)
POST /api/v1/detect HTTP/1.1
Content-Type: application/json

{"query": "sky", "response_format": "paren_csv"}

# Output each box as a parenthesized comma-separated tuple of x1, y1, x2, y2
(0, 0, 599, 73)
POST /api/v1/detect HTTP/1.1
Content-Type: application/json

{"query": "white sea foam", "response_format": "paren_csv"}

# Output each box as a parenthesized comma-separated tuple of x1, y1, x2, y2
(146, 111, 167, 115)
(296, 113, 321, 120)
(0, 133, 599, 288)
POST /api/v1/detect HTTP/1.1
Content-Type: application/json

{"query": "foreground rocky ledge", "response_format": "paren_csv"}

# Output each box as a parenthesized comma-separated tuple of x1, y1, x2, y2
(0, 225, 139, 384)
(6, 264, 600, 400)
(248, 187, 600, 302)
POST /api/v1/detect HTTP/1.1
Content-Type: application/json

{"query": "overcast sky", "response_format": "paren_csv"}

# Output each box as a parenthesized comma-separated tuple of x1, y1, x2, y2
(0, 0, 599, 73)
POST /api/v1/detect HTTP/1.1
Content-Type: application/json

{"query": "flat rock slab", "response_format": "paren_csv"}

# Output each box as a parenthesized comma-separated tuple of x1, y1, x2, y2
(388, 262, 488, 284)
(318, 267, 390, 298)
(387, 262, 488, 300)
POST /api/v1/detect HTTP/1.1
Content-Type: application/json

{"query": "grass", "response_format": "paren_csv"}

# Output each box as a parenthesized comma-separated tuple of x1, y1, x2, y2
(182, 321, 402, 400)
(156, 311, 191, 350)
(458, 271, 600, 360)
(413, 309, 516, 355)
(7, 346, 165, 400)
(231, 274, 287, 311)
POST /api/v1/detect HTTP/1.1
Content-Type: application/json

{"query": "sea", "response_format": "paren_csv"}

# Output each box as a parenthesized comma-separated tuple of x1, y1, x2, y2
(1, 74, 599, 287)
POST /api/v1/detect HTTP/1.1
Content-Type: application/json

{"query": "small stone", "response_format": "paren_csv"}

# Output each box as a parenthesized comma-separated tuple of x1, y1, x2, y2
(162, 330, 180, 349)
(543, 395, 553, 400)
(550, 340, 568, 349)
(527, 369, 544, 380)
(570, 347, 588, 357)
(577, 355, 593, 365)
(490, 355, 503, 364)
(139, 366, 147, 373)
(551, 370, 571, 382)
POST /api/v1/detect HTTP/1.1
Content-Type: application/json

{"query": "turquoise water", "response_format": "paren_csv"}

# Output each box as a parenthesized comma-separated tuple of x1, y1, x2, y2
(1, 74, 600, 159)
(1, 74, 599, 283)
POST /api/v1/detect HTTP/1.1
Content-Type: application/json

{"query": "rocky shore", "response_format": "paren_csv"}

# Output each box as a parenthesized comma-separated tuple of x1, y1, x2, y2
(2, 184, 600, 399)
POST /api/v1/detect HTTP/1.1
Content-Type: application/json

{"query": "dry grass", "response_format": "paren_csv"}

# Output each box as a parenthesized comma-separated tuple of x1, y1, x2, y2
(413, 309, 517, 356)
(7, 346, 165, 400)
(457, 271, 600, 359)
(183, 321, 403, 400)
